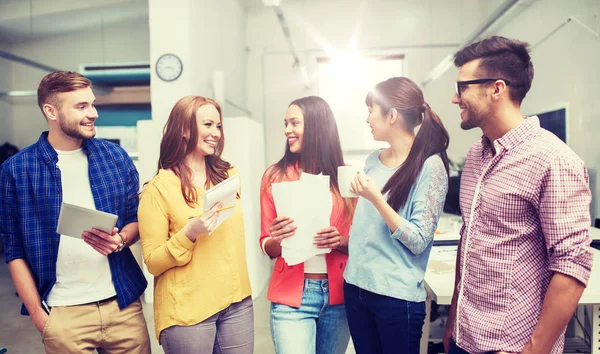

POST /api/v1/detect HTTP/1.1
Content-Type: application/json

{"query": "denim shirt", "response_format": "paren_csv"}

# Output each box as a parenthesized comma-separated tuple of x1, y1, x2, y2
(0, 132, 147, 314)
(344, 151, 449, 302)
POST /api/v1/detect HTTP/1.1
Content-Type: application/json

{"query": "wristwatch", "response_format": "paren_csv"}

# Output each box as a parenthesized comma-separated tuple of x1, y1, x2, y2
(114, 233, 127, 253)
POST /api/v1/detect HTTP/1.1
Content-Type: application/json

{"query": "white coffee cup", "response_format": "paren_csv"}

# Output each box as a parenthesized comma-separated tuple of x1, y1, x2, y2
(338, 165, 362, 198)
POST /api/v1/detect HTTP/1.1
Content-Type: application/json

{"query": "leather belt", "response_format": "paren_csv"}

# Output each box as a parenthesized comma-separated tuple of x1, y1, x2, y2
(86, 295, 118, 306)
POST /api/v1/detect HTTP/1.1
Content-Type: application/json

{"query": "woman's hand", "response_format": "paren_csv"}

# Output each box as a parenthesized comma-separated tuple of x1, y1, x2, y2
(269, 216, 297, 244)
(184, 202, 222, 242)
(314, 226, 346, 251)
(350, 171, 384, 204)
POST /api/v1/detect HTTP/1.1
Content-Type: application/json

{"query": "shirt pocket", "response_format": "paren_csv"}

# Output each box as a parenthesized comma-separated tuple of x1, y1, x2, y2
(95, 169, 127, 216)
(479, 174, 535, 224)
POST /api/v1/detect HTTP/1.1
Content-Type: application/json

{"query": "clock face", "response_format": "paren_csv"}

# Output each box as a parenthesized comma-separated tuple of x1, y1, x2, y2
(156, 54, 183, 82)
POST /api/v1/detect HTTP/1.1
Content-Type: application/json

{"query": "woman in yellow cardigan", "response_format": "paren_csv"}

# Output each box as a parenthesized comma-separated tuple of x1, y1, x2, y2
(138, 96, 253, 354)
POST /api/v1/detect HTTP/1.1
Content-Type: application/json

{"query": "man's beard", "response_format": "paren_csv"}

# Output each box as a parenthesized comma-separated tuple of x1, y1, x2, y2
(460, 105, 488, 131)
(58, 114, 95, 140)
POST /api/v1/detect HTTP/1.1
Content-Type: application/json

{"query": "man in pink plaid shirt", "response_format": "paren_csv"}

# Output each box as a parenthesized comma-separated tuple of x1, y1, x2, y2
(443, 36, 594, 354)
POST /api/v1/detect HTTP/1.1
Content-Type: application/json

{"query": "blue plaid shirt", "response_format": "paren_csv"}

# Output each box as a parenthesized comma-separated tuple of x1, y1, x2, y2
(0, 132, 147, 315)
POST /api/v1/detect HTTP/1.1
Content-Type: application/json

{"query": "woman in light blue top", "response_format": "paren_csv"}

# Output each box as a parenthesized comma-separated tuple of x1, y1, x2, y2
(343, 77, 450, 354)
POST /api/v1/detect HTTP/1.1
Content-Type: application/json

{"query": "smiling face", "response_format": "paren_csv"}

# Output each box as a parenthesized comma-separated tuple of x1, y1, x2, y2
(52, 86, 98, 141)
(194, 104, 222, 157)
(284, 104, 305, 153)
(451, 59, 493, 130)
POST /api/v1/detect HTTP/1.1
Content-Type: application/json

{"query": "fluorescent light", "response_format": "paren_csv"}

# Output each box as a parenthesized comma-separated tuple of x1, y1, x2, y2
(262, 0, 281, 6)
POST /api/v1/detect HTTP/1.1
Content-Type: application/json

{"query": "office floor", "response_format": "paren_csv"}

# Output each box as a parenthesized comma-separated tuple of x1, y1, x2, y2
(0, 253, 356, 354)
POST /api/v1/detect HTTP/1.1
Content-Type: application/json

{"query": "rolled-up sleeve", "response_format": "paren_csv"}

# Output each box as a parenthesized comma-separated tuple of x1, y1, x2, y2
(0, 163, 24, 262)
(138, 184, 196, 276)
(539, 157, 593, 285)
(391, 157, 449, 255)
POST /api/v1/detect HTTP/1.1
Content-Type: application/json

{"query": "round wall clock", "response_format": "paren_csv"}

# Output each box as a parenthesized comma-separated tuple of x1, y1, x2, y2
(156, 53, 183, 82)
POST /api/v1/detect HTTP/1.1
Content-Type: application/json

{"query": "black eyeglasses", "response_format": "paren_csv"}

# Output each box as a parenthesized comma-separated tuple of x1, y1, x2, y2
(455, 78, 511, 98)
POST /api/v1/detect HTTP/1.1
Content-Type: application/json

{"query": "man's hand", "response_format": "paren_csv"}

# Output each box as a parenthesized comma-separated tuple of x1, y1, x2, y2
(82, 227, 122, 256)
(31, 308, 49, 333)
(442, 321, 454, 353)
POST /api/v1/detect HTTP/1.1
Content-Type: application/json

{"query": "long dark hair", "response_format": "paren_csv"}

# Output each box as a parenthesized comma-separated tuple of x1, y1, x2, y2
(366, 77, 449, 211)
(268, 96, 354, 222)
(157, 96, 232, 207)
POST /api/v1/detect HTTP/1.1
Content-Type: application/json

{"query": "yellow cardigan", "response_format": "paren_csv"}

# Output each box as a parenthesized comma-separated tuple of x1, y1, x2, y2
(138, 168, 252, 339)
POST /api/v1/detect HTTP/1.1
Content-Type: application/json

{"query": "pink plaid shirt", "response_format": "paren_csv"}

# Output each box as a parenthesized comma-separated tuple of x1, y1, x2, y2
(454, 117, 593, 354)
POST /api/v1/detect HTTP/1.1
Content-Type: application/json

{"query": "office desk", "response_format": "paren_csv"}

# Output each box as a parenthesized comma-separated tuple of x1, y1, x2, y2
(435, 214, 600, 244)
(423, 243, 600, 354)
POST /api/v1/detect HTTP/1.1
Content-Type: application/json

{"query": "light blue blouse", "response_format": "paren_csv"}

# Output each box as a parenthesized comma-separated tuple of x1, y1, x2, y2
(344, 150, 449, 302)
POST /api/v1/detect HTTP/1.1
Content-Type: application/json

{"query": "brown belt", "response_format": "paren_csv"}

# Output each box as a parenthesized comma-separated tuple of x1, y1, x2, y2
(84, 295, 118, 306)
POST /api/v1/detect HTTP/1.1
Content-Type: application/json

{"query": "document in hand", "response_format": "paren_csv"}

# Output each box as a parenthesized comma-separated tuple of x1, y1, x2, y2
(271, 172, 332, 265)
(204, 174, 240, 231)
(56, 202, 118, 239)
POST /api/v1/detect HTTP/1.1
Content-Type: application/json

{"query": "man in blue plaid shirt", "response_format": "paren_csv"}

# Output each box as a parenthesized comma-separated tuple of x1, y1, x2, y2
(0, 71, 150, 353)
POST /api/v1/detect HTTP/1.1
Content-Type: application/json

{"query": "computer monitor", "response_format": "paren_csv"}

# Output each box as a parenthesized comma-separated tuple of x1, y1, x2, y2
(535, 106, 567, 143)
(443, 172, 462, 216)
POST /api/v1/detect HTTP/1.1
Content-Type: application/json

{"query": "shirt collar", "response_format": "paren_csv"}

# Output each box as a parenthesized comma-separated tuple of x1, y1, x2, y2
(36, 131, 93, 165)
(480, 116, 540, 152)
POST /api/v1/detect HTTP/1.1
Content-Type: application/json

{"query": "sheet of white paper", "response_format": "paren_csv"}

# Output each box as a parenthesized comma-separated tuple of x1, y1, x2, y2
(272, 173, 333, 265)
(271, 181, 301, 222)
(203, 174, 240, 231)
(56, 202, 118, 239)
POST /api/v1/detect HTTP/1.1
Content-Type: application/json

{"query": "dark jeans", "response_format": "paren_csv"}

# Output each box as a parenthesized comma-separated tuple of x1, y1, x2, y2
(343, 281, 426, 354)
(448, 340, 472, 354)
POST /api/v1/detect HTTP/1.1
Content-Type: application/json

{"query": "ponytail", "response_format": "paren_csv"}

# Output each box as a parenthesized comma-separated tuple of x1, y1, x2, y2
(381, 102, 450, 211)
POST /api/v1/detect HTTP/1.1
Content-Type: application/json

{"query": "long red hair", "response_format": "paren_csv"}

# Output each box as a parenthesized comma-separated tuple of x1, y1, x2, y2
(157, 96, 232, 207)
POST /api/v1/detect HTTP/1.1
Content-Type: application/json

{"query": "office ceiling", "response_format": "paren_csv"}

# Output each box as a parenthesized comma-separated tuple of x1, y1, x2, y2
(0, 0, 284, 45)
(0, 0, 148, 45)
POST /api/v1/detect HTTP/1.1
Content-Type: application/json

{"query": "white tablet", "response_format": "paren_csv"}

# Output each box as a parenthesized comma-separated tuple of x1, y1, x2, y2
(56, 202, 118, 238)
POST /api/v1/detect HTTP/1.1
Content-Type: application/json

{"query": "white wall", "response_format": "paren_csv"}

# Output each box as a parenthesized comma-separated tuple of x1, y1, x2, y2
(149, 0, 247, 133)
(191, 0, 247, 118)
(7, 18, 150, 148)
(0, 41, 13, 145)
(222, 117, 270, 299)
(246, 0, 493, 166)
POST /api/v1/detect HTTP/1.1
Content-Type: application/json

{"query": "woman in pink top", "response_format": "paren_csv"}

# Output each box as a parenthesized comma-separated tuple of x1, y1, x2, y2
(259, 96, 356, 354)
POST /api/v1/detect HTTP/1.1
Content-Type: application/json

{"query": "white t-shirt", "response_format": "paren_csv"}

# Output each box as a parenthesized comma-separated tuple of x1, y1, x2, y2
(303, 254, 327, 273)
(45, 148, 116, 307)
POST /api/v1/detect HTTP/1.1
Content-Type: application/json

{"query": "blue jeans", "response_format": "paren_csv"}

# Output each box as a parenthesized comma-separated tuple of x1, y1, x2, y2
(270, 279, 350, 354)
(344, 281, 426, 354)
